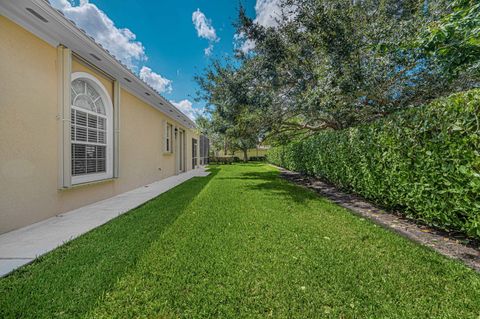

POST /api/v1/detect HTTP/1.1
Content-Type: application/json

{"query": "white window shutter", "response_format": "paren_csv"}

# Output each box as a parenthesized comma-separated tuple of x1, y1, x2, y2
(113, 80, 120, 178)
(57, 45, 72, 188)
(162, 119, 167, 152)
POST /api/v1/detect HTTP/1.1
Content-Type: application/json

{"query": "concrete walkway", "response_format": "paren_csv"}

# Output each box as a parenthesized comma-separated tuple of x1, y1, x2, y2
(0, 168, 210, 277)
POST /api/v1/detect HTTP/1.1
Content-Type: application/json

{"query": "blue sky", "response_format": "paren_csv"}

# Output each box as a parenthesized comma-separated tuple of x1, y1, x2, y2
(49, 0, 283, 120)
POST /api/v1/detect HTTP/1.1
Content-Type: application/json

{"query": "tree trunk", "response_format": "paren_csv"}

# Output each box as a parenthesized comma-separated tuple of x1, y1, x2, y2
(243, 149, 248, 163)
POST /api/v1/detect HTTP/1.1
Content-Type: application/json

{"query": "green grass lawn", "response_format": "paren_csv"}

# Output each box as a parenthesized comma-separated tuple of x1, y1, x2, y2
(1, 164, 480, 318)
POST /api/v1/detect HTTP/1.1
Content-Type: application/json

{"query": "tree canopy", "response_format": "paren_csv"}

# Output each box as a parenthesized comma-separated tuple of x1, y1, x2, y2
(196, 0, 479, 146)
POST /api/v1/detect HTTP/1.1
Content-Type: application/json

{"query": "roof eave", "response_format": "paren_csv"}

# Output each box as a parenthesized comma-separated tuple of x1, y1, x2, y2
(0, 0, 196, 129)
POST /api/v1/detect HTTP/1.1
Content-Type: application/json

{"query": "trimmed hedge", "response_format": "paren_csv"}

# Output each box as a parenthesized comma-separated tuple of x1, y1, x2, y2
(249, 156, 267, 161)
(268, 90, 480, 238)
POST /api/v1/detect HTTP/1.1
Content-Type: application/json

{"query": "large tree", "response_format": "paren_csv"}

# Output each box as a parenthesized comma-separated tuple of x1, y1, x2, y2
(195, 61, 263, 161)
(197, 0, 477, 145)
(234, 0, 466, 136)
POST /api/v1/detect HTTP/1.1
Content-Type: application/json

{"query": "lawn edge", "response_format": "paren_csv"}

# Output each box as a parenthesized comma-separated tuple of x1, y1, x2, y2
(270, 164, 480, 273)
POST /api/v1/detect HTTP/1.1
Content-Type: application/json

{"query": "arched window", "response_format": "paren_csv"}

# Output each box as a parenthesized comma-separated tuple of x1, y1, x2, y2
(70, 72, 113, 184)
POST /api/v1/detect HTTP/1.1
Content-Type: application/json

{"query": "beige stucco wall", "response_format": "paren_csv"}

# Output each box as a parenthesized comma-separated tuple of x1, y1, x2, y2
(0, 16, 199, 234)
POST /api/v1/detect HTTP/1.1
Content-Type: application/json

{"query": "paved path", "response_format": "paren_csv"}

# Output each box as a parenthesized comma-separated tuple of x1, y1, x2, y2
(0, 168, 210, 277)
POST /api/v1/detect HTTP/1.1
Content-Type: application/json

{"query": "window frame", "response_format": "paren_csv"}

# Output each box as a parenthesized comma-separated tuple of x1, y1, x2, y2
(165, 122, 173, 154)
(192, 138, 198, 168)
(70, 72, 114, 185)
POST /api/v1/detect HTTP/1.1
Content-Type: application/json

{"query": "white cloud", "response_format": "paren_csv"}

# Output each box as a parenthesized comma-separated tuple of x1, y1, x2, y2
(192, 9, 219, 56)
(192, 9, 218, 42)
(254, 0, 283, 28)
(50, 0, 146, 70)
(139, 66, 172, 94)
(50, 1, 173, 94)
(235, 0, 297, 53)
(170, 99, 204, 121)
(204, 44, 214, 56)
(234, 32, 256, 54)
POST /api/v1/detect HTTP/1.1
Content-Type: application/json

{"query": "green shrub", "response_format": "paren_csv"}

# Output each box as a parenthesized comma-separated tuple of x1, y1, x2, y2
(249, 156, 266, 162)
(268, 90, 480, 238)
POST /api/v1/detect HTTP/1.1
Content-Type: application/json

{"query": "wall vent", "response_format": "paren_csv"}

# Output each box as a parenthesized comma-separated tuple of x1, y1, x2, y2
(26, 8, 48, 23)
(90, 53, 101, 61)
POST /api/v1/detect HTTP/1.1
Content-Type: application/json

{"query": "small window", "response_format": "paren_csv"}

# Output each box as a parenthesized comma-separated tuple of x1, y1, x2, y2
(192, 138, 198, 168)
(165, 123, 173, 153)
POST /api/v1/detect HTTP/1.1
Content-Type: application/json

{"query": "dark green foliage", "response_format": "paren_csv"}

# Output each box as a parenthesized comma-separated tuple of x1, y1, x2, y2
(249, 156, 266, 161)
(420, 0, 480, 76)
(228, 0, 469, 139)
(268, 90, 480, 237)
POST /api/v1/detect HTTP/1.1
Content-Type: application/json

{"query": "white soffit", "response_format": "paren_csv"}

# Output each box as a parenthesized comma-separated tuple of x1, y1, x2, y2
(0, 0, 196, 129)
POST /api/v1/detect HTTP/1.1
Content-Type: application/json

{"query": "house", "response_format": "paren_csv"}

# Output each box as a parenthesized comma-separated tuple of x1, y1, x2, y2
(0, 0, 206, 234)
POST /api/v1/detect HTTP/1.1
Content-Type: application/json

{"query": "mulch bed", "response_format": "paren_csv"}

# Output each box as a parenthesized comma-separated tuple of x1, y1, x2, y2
(276, 166, 480, 272)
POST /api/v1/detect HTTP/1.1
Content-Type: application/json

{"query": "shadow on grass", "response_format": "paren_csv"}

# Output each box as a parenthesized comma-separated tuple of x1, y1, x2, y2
(227, 169, 317, 205)
(0, 167, 219, 319)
